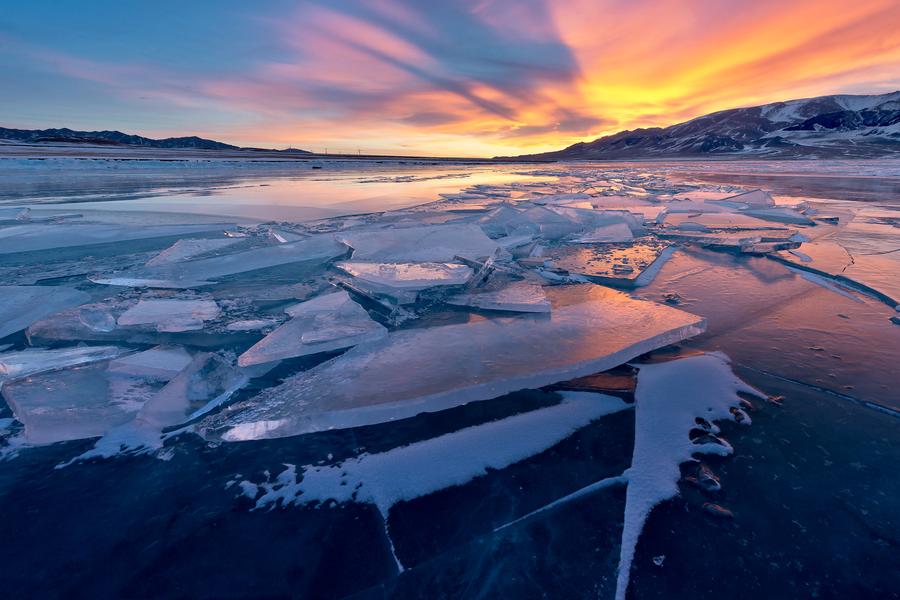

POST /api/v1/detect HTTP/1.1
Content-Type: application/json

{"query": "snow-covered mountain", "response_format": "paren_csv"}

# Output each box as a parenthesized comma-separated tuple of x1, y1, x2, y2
(509, 91, 900, 160)
(0, 127, 245, 150)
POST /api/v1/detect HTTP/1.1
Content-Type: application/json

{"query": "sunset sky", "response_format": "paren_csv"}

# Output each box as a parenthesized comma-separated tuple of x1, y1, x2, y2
(3, 0, 900, 156)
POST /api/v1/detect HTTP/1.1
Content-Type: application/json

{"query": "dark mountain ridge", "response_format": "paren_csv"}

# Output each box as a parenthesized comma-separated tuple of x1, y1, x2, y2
(506, 91, 900, 160)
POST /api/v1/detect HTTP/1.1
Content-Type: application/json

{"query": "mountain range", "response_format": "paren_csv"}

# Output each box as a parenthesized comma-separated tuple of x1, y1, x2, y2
(507, 91, 900, 160)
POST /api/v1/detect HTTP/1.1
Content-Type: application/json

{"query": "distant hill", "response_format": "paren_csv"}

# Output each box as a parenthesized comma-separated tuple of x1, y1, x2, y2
(505, 91, 900, 160)
(0, 127, 310, 153)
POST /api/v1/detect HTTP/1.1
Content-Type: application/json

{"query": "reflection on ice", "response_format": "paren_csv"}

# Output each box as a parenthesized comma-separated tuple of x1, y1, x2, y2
(206, 285, 705, 441)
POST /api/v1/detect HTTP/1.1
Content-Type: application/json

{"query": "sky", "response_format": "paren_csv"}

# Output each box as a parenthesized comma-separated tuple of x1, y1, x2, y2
(2, 0, 900, 157)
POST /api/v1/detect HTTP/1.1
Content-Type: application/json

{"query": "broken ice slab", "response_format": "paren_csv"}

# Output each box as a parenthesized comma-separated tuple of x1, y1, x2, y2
(335, 261, 473, 293)
(145, 238, 241, 267)
(771, 240, 900, 307)
(238, 291, 387, 367)
(0, 285, 91, 339)
(106, 346, 193, 381)
(446, 281, 551, 313)
(0, 346, 128, 382)
(657, 228, 798, 251)
(93, 234, 347, 289)
(0, 223, 236, 255)
(661, 212, 787, 230)
(2, 359, 175, 444)
(743, 207, 815, 226)
(204, 284, 705, 441)
(337, 224, 498, 262)
(546, 241, 675, 288)
(711, 189, 775, 208)
(117, 299, 221, 332)
(571, 222, 635, 243)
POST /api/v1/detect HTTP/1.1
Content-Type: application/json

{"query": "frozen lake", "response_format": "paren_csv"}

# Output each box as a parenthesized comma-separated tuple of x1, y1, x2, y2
(0, 155, 898, 599)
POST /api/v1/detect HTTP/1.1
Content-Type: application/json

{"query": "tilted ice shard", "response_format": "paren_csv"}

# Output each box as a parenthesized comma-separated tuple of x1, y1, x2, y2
(138, 353, 248, 427)
(337, 224, 499, 261)
(117, 299, 221, 332)
(614, 353, 765, 600)
(0, 346, 128, 382)
(106, 346, 193, 381)
(205, 285, 705, 441)
(0, 223, 236, 255)
(145, 238, 241, 266)
(71, 353, 249, 462)
(446, 281, 551, 313)
(0, 285, 91, 339)
(248, 393, 631, 515)
(238, 291, 387, 367)
(335, 261, 473, 290)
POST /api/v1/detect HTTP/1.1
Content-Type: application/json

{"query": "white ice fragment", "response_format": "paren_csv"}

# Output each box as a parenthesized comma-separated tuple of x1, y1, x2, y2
(209, 285, 705, 440)
(145, 238, 241, 266)
(238, 291, 387, 367)
(446, 282, 551, 313)
(250, 393, 631, 515)
(0, 346, 127, 382)
(337, 224, 498, 262)
(335, 261, 473, 290)
(614, 353, 765, 600)
(117, 299, 220, 332)
(106, 346, 193, 381)
(0, 285, 91, 339)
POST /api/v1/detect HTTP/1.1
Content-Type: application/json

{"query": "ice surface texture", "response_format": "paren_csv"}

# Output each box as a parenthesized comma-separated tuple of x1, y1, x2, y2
(206, 285, 705, 441)
(446, 281, 551, 313)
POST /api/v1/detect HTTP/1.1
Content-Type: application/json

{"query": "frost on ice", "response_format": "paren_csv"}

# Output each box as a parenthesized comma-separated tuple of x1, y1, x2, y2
(614, 353, 765, 600)
(242, 392, 631, 516)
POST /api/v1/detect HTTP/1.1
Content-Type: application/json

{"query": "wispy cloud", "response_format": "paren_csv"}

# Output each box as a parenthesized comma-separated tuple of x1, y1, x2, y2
(2, 0, 900, 155)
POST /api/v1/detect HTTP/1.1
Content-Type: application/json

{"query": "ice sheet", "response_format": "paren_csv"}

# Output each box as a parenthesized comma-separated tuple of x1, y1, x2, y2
(206, 285, 705, 440)
(0, 285, 91, 339)
(238, 291, 387, 367)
